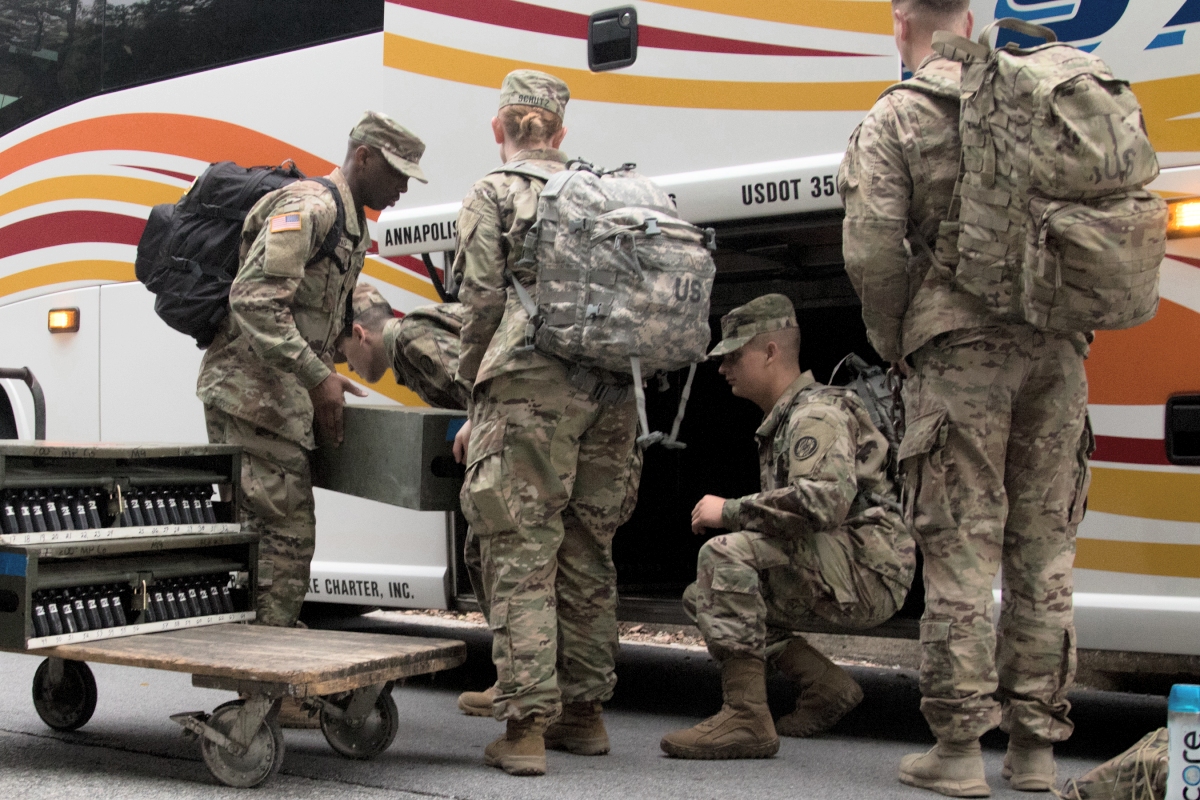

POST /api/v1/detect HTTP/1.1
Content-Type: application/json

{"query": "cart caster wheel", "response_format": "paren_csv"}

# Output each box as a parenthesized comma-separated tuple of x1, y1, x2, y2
(32, 658, 97, 732)
(320, 686, 399, 759)
(200, 700, 285, 788)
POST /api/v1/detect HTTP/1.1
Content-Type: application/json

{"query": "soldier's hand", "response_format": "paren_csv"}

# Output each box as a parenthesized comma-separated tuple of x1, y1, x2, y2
(452, 418, 473, 465)
(691, 494, 727, 535)
(310, 372, 368, 446)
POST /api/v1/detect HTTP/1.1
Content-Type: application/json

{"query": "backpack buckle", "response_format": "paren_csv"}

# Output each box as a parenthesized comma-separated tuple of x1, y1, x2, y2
(568, 218, 594, 234)
(643, 218, 661, 237)
(704, 227, 717, 251)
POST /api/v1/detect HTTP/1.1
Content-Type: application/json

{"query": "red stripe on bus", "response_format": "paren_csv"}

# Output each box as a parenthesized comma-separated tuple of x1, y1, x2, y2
(119, 165, 197, 183)
(393, 0, 868, 57)
(1092, 435, 1170, 465)
(1172, 255, 1200, 269)
(0, 211, 145, 260)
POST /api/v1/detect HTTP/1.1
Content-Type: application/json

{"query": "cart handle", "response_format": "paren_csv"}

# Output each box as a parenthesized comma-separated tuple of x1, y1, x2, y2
(0, 367, 46, 440)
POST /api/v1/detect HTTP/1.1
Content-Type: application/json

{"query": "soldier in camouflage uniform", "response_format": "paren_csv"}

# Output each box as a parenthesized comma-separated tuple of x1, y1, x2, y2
(337, 283, 470, 410)
(452, 69, 640, 777)
(839, 1, 1092, 795)
(660, 294, 915, 760)
(197, 112, 427, 630)
(340, 283, 641, 722)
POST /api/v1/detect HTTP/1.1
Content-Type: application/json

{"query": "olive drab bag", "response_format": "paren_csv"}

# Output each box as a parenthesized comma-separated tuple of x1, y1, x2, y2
(494, 160, 716, 449)
(893, 17, 1167, 333)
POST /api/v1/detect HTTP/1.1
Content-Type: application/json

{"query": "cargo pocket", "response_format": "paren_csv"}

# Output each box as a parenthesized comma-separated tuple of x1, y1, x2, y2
(459, 417, 519, 536)
(617, 445, 644, 526)
(710, 563, 759, 595)
(1068, 417, 1096, 524)
(897, 406, 951, 531)
(240, 453, 308, 522)
(919, 619, 953, 695)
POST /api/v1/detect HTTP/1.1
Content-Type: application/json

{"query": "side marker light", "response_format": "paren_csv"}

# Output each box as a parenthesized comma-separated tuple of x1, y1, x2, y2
(1168, 199, 1200, 238)
(48, 308, 80, 333)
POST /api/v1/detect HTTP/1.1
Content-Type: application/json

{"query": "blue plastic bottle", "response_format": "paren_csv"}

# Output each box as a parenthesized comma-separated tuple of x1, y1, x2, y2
(1168, 684, 1200, 799)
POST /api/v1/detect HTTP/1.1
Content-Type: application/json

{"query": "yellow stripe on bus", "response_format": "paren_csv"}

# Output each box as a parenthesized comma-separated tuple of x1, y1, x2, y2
(1088, 467, 1200, 523)
(384, 35, 893, 112)
(647, 0, 894, 36)
(0, 176, 184, 218)
(0, 261, 135, 298)
(362, 256, 440, 302)
(336, 363, 427, 407)
(1076, 538, 1200, 580)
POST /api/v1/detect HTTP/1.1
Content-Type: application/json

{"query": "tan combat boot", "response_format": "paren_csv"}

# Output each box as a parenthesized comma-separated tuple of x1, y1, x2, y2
(660, 656, 780, 760)
(899, 740, 991, 797)
(484, 716, 548, 776)
(457, 683, 499, 717)
(544, 700, 610, 755)
(772, 637, 864, 737)
(1002, 737, 1056, 792)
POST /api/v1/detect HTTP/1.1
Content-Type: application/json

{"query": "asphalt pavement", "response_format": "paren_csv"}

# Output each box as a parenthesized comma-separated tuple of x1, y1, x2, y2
(0, 615, 1170, 799)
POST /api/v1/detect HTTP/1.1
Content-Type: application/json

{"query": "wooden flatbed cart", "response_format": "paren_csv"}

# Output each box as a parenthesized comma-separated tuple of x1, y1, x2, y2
(20, 624, 466, 787)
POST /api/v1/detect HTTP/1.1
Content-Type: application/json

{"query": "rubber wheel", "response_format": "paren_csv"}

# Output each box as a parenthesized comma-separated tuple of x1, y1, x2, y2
(199, 699, 285, 788)
(32, 659, 97, 732)
(320, 686, 399, 759)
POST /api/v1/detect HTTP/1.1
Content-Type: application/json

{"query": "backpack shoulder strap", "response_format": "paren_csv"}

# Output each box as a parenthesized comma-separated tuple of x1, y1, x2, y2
(488, 160, 555, 184)
(307, 177, 353, 273)
(880, 71, 962, 103)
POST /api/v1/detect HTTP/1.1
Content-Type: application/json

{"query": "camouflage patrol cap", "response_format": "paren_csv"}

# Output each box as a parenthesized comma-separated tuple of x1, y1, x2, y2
(498, 69, 570, 119)
(708, 293, 798, 357)
(349, 111, 428, 184)
(350, 282, 394, 323)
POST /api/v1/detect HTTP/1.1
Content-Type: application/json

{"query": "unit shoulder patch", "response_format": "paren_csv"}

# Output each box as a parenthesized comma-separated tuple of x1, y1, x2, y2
(793, 436, 819, 461)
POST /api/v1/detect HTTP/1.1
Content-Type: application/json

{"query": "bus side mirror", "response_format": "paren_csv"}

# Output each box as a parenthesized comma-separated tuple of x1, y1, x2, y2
(588, 6, 638, 72)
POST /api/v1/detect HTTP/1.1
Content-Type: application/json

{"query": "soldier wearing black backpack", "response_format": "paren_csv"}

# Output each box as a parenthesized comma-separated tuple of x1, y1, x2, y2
(196, 111, 427, 635)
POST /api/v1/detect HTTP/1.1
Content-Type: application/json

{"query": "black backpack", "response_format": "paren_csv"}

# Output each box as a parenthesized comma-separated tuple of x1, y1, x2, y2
(135, 161, 348, 348)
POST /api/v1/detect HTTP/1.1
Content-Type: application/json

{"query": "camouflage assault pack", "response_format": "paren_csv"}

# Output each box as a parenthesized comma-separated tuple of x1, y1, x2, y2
(894, 17, 1167, 333)
(495, 160, 716, 448)
(830, 353, 904, 511)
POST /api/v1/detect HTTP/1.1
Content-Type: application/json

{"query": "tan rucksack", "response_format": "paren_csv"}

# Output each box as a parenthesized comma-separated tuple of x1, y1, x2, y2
(893, 17, 1167, 333)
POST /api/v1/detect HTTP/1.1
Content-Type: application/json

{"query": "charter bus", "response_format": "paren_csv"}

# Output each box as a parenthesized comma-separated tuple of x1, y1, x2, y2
(2, 0, 1199, 670)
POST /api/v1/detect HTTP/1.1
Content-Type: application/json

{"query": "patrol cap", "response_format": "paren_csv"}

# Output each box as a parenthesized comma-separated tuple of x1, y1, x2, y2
(349, 111, 428, 184)
(708, 293, 798, 357)
(350, 282, 394, 323)
(498, 69, 570, 119)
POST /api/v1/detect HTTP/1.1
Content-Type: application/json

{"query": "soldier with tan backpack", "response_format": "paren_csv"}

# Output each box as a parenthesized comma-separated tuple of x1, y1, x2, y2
(839, 1, 1166, 796)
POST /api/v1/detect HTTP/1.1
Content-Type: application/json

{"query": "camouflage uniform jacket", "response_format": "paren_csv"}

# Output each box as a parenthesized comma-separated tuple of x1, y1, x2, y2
(452, 148, 567, 394)
(721, 372, 915, 591)
(382, 303, 471, 410)
(197, 168, 368, 448)
(837, 55, 1087, 362)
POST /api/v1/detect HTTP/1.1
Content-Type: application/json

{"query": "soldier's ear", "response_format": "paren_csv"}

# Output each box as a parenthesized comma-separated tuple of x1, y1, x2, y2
(491, 117, 505, 145)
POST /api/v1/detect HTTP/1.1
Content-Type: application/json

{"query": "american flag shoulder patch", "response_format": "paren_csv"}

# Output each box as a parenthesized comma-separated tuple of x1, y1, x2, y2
(269, 213, 303, 233)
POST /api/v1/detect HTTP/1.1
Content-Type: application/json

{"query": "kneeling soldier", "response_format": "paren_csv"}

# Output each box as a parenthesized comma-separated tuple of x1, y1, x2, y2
(661, 294, 916, 759)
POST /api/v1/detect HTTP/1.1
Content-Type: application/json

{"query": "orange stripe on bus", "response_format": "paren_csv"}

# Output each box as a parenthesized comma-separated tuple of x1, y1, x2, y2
(1133, 73, 1200, 156)
(362, 257, 441, 302)
(645, 0, 893, 36)
(336, 363, 427, 407)
(1075, 538, 1200, 579)
(1088, 466, 1200, 523)
(0, 261, 136, 298)
(0, 175, 185, 218)
(1087, 299, 1200, 405)
(383, 35, 892, 112)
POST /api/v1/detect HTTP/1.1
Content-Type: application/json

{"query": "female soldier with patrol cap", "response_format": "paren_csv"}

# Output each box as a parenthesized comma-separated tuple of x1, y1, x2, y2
(450, 70, 641, 776)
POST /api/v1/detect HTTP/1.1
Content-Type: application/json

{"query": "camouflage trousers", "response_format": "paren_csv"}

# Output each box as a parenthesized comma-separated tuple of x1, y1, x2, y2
(204, 406, 316, 628)
(684, 527, 906, 662)
(901, 325, 1090, 744)
(460, 363, 639, 721)
(463, 444, 642, 627)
